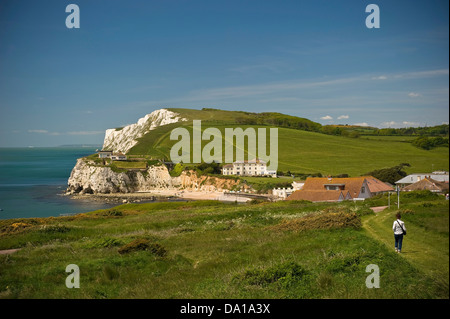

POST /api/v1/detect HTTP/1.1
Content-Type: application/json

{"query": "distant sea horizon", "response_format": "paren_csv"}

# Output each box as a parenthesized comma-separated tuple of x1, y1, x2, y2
(0, 146, 118, 220)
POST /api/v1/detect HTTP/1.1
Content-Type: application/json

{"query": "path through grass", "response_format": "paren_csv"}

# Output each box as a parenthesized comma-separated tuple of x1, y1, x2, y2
(362, 203, 449, 291)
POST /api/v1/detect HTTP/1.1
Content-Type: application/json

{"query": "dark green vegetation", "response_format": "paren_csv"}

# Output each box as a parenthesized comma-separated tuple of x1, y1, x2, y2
(412, 136, 449, 150)
(0, 191, 448, 299)
(123, 108, 448, 176)
(364, 163, 410, 184)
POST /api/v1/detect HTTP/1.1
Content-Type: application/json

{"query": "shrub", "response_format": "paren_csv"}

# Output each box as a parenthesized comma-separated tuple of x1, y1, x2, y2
(402, 190, 440, 200)
(102, 210, 123, 217)
(326, 254, 363, 273)
(118, 239, 167, 257)
(86, 238, 124, 249)
(39, 225, 71, 233)
(169, 163, 185, 177)
(0, 222, 35, 234)
(249, 199, 266, 205)
(233, 261, 308, 287)
(364, 163, 410, 184)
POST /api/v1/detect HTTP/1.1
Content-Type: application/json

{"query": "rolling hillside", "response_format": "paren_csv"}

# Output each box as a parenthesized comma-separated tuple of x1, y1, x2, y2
(125, 108, 449, 177)
(0, 193, 448, 299)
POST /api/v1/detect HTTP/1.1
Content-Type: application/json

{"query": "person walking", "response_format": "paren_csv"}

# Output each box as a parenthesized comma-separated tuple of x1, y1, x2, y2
(393, 213, 406, 253)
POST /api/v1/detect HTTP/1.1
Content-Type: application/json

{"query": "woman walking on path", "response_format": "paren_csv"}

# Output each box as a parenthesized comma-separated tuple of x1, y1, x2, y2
(393, 213, 407, 253)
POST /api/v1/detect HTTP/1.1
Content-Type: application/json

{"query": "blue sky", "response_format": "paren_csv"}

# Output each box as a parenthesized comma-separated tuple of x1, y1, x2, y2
(0, 0, 448, 147)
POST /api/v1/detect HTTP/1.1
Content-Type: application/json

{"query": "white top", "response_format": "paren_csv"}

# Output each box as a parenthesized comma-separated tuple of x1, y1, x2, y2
(393, 219, 406, 235)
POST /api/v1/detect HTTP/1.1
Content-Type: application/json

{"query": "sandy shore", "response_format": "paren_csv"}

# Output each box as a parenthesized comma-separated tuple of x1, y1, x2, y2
(68, 189, 253, 203)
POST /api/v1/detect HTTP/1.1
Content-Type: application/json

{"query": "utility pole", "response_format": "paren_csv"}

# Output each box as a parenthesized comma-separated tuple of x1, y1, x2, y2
(388, 191, 390, 208)
(396, 186, 400, 209)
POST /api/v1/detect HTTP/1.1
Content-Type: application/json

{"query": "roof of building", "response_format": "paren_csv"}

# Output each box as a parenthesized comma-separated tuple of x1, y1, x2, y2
(403, 177, 449, 192)
(365, 176, 395, 193)
(286, 190, 350, 202)
(233, 158, 266, 164)
(222, 164, 233, 168)
(294, 176, 393, 199)
(396, 172, 449, 184)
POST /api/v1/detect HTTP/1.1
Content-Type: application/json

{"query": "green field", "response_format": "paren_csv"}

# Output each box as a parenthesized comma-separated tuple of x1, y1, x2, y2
(127, 119, 448, 176)
(0, 191, 448, 299)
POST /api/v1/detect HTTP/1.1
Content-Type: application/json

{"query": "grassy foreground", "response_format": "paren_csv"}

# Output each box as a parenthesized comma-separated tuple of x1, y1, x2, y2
(0, 192, 448, 299)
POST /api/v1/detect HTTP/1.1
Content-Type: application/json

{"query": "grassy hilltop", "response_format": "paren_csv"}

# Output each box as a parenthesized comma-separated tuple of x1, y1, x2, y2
(126, 108, 449, 176)
(0, 191, 448, 299)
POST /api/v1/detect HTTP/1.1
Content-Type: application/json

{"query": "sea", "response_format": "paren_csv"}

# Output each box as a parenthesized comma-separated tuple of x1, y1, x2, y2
(0, 147, 120, 220)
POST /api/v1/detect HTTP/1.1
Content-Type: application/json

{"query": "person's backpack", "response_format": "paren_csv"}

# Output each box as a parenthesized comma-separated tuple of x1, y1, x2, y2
(397, 221, 406, 236)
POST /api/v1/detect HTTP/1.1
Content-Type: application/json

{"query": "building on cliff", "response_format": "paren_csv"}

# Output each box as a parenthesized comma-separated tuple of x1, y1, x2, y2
(111, 153, 127, 161)
(221, 158, 277, 177)
(97, 150, 113, 158)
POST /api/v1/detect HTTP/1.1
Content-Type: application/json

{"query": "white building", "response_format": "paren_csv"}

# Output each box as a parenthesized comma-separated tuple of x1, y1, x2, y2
(272, 181, 304, 199)
(222, 158, 277, 177)
(111, 153, 127, 161)
(97, 150, 113, 158)
(292, 181, 304, 191)
(395, 171, 449, 187)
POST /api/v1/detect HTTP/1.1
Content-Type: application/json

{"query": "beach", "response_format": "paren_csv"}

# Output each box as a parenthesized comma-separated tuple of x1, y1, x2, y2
(68, 189, 254, 204)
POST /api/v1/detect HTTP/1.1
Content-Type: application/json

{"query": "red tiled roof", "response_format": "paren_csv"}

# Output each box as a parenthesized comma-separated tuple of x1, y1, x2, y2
(365, 176, 394, 193)
(286, 176, 393, 202)
(403, 177, 449, 192)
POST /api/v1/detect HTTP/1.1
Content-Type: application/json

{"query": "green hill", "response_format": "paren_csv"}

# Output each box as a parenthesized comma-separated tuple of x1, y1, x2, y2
(126, 108, 449, 176)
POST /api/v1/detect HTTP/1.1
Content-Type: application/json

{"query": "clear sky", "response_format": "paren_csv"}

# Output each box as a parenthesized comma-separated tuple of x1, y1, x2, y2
(0, 0, 448, 147)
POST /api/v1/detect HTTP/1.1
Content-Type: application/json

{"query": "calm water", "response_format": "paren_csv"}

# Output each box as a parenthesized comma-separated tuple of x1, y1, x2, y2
(0, 147, 118, 220)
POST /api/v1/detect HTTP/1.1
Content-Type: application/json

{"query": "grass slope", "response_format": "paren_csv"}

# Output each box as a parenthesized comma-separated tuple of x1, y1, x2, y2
(0, 193, 448, 299)
(128, 116, 449, 176)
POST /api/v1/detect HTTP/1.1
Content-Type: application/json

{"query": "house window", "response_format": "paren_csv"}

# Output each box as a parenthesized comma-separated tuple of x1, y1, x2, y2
(361, 187, 365, 193)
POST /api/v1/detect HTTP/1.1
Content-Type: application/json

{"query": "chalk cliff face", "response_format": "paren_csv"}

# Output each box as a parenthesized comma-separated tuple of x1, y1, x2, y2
(67, 108, 242, 195)
(66, 159, 241, 195)
(102, 109, 187, 154)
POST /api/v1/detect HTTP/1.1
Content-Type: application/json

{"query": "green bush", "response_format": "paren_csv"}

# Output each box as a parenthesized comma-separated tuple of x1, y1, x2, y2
(86, 238, 124, 249)
(118, 239, 167, 257)
(233, 261, 308, 287)
(326, 254, 363, 273)
(364, 163, 410, 184)
(412, 136, 448, 150)
(169, 163, 185, 177)
(102, 210, 123, 217)
(403, 190, 440, 200)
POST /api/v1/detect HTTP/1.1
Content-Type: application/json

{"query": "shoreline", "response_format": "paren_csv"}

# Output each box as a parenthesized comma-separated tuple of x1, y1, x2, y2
(67, 189, 253, 203)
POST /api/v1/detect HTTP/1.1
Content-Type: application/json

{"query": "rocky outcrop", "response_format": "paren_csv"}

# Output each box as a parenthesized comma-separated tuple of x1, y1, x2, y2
(66, 158, 242, 195)
(102, 109, 187, 154)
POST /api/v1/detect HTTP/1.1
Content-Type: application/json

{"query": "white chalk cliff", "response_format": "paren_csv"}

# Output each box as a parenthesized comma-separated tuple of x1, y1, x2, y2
(66, 108, 242, 194)
(66, 159, 241, 195)
(102, 108, 187, 154)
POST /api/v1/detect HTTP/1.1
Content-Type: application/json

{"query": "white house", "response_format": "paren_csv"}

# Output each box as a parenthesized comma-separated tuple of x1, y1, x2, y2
(272, 181, 304, 199)
(111, 153, 127, 161)
(396, 171, 449, 187)
(292, 181, 304, 191)
(97, 150, 113, 158)
(222, 158, 277, 177)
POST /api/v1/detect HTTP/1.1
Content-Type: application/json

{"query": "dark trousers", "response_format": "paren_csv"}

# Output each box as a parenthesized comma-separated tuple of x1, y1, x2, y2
(394, 234, 403, 251)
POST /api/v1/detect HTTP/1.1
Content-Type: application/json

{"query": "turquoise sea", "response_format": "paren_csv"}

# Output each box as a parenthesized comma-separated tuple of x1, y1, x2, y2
(0, 147, 118, 220)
